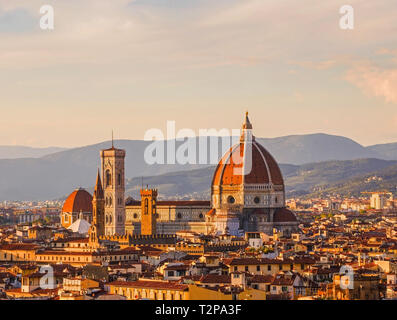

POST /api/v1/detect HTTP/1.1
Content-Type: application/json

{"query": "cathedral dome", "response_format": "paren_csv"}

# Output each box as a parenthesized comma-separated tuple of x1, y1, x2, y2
(273, 207, 297, 222)
(62, 188, 93, 213)
(212, 113, 284, 188)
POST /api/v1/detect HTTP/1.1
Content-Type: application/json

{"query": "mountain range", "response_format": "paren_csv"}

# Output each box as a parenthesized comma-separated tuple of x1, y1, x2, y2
(125, 158, 397, 200)
(0, 146, 67, 159)
(1, 133, 397, 201)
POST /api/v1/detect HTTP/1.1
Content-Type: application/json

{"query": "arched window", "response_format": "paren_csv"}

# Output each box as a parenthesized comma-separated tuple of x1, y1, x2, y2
(144, 198, 149, 214)
(118, 173, 121, 186)
(106, 170, 112, 187)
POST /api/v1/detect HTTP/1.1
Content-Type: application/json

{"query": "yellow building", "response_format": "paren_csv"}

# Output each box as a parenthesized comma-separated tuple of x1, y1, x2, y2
(107, 279, 266, 300)
(35, 247, 140, 267)
(0, 243, 38, 262)
(28, 226, 52, 241)
(58, 277, 100, 300)
(223, 257, 315, 276)
(62, 277, 99, 293)
(107, 279, 190, 300)
(8, 264, 38, 277)
(331, 272, 380, 300)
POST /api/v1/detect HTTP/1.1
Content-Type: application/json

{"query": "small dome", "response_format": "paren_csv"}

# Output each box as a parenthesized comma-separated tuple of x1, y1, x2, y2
(273, 208, 297, 223)
(67, 218, 91, 234)
(62, 188, 93, 213)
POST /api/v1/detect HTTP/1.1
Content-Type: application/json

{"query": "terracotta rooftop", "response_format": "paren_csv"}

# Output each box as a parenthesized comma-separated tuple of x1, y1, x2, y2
(273, 208, 298, 223)
(108, 280, 189, 291)
(62, 188, 93, 213)
(212, 140, 284, 186)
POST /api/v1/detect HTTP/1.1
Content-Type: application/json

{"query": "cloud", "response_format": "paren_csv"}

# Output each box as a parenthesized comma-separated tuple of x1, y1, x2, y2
(291, 60, 340, 70)
(346, 61, 397, 104)
(0, 8, 36, 33)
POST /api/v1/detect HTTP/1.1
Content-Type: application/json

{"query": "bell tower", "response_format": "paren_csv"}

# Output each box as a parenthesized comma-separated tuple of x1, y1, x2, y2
(140, 188, 158, 236)
(101, 139, 126, 236)
(89, 169, 105, 245)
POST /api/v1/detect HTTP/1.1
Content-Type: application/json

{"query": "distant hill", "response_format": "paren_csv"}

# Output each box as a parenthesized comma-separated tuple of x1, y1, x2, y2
(302, 163, 397, 198)
(0, 146, 67, 159)
(366, 142, 397, 160)
(257, 134, 378, 165)
(1, 133, 397, 200)
(125, 159, 397, 200)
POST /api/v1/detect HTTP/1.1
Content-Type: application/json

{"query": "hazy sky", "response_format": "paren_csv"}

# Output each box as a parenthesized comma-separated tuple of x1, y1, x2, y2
(1, 0, 397, 147)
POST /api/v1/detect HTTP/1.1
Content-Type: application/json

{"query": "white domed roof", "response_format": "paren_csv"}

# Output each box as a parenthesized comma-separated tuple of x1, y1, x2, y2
(67, 218, 91, 234)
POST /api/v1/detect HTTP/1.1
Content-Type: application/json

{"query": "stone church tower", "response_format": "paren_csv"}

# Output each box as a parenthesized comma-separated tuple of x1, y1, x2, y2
(100, 142, 126, 235)
(140, 188, 158, 235)
(89, 170, 105, 245)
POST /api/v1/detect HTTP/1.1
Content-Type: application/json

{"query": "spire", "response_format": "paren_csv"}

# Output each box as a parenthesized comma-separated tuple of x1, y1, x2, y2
(240, 111, 254, 143)
(94, 169, 104, 199)
(111, 130, 114, 148)
(242, 111, 252, 130)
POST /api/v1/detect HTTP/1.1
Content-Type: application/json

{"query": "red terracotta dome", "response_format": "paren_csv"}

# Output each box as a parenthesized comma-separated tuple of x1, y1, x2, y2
(62, 188, 93, 213)
(212, 140, 284, 187)
(273, 208, 297, 222)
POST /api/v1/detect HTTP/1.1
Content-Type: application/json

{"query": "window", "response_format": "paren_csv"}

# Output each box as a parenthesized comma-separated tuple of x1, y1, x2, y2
(177, 213, 182, 219)
(254, 197, 260, 204)
(118, 173, 121, 186)
(268, 265, 271, 271)
(256, 265, 260, 272)
(245, 266, 249, 272)
(227, 196, 235, 204)
(144, 199, 149, 214)
(199, 213, 203, 219)
(106, 170, 112, 187)
(133, 213, 138, 219)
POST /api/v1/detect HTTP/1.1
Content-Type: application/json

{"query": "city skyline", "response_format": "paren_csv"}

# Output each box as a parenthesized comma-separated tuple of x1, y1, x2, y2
(1, 0, 397, 303)
(1, 0, 397, 147)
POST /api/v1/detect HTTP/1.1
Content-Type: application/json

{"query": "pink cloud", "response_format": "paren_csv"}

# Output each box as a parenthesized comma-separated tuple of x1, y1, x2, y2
(346, 62, 397, 104)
